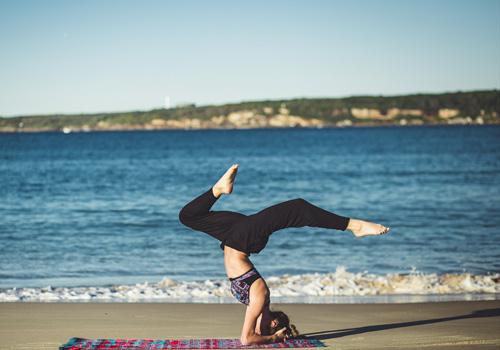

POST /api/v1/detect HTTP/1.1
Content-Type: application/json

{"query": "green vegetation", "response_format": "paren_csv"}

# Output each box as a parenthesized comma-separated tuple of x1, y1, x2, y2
(0, 90, 498, 132)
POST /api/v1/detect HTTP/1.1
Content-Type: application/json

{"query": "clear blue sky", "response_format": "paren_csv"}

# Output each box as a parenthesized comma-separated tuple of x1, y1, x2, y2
(0, 0, 498, 116)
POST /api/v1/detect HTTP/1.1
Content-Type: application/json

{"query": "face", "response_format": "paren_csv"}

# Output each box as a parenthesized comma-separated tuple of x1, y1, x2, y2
(255, 314, 279, 335)
(270, 318, 279, 330)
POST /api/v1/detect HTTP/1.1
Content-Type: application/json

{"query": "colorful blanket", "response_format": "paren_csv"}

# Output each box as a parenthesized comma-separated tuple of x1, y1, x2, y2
(60, 337, 325, 349)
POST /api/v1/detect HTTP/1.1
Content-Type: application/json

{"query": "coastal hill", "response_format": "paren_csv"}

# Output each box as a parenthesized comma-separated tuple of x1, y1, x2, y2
(0, 90, 498, 133)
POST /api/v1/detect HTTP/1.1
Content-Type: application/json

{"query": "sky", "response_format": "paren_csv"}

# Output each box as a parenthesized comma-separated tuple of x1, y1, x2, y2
(0, 0, 499, 117)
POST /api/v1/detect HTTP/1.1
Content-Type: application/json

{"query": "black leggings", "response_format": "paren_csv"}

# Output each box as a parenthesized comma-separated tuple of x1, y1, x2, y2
(178, 188, 350, 255)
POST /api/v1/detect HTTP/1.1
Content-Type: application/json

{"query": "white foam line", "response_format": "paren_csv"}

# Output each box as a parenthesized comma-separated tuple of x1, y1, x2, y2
(1, 267, 499, 302)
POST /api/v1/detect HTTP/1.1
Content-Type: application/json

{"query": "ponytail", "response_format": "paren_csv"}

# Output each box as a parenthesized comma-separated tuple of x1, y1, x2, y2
(289, 323, 300, 337)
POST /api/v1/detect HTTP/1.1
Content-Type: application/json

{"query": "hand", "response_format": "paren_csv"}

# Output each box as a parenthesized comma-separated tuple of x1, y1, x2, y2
(273, 327, 288, 342)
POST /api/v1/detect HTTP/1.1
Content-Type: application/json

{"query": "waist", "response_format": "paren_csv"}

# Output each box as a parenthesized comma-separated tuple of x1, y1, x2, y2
(229, 266, 258, 281)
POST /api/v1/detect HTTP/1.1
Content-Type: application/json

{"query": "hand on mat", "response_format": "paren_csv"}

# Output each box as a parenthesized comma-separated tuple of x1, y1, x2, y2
(274, 327, 288, 342)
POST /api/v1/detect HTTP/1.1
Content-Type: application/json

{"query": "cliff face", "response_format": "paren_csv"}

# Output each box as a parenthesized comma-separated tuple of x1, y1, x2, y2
(350, 108, 424, 120)
(94, 111, 326, 131)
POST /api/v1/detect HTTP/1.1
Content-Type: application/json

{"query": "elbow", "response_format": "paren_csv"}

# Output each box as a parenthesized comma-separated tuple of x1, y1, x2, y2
(240, 336, 252, 346)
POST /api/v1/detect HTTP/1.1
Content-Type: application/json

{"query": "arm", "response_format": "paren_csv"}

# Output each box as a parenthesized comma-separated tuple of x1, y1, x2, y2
(239, 282, 285, 345)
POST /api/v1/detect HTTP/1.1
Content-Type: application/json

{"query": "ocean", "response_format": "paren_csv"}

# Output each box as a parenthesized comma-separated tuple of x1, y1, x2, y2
(1, 125, 499, 302)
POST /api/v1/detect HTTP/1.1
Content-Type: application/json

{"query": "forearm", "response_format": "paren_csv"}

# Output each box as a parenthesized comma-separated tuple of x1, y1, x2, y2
(241, 334, 277, 345)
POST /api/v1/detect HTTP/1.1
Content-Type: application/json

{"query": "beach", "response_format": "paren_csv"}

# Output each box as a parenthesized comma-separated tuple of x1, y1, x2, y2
(1, 300, 499, 350)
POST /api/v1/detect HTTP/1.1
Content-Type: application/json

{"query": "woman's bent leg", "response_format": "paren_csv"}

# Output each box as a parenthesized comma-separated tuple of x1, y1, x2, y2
(179, 187, 219, 219)
(178, 188, 246, 241)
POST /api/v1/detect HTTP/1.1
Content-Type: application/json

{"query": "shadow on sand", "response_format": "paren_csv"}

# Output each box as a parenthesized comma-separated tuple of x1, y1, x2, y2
(302, 308, 500, 340)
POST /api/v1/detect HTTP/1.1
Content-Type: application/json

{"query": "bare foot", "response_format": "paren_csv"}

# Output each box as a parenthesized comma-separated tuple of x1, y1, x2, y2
(212, 164, 239, 198)
(347, 218, 390, 238)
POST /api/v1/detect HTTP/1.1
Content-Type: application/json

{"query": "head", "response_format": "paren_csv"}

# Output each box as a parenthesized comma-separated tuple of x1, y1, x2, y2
(261, 310, 300, 338)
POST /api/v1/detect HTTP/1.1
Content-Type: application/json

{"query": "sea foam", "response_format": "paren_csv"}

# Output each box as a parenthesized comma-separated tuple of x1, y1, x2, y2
(1, 267, 499, 303)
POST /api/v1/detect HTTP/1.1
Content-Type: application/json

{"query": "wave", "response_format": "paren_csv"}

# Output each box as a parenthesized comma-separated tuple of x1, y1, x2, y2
(1, 267, 499, 302)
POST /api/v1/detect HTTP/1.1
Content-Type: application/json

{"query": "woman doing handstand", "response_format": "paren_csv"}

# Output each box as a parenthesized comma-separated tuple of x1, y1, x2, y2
(178, 164, 390, 345)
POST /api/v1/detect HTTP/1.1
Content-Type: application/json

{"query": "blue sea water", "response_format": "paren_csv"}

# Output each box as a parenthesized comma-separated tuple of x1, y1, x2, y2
(1, 125, 499, 290)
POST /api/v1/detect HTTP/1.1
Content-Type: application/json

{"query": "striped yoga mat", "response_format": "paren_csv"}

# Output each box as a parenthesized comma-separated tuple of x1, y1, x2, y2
(60, 337, 325, 349)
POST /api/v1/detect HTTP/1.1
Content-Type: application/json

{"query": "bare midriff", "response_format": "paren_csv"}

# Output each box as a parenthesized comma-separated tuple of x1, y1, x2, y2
(224, 245, 254, 279)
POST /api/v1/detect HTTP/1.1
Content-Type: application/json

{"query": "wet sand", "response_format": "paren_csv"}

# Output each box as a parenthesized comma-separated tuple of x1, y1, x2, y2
(0, 300, 499, 350)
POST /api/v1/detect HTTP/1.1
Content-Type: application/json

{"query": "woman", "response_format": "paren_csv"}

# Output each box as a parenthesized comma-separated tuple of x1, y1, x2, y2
(178, 164, 390, 345)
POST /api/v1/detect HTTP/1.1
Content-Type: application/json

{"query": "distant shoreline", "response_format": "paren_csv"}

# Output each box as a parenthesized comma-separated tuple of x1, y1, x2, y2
(0, 122, 498, 134)
(1, 89, 498, 133)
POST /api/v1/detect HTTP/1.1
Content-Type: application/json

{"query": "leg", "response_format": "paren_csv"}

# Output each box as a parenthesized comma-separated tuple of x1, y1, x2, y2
(178, 164, 244, 242)
(179, 187, 246, 241)
(244, 197, 390, 239)
(245, 198, 351, 237)
(223, 197, 351, 254)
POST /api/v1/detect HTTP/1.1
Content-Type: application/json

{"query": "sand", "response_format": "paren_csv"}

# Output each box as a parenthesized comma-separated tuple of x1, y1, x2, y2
(0, 300, 499, 350)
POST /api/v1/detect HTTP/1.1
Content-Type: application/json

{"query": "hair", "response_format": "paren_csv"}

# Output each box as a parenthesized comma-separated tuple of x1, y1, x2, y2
(269, 310, 300, 338)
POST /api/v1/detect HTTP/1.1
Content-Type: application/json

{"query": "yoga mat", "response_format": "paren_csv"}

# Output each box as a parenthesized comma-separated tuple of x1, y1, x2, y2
(60, 337, 325, 349)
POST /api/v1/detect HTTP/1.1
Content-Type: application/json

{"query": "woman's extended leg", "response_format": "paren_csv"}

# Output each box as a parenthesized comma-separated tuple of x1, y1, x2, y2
(242, 197, 389, 239)
(243, 198, 350, 237)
